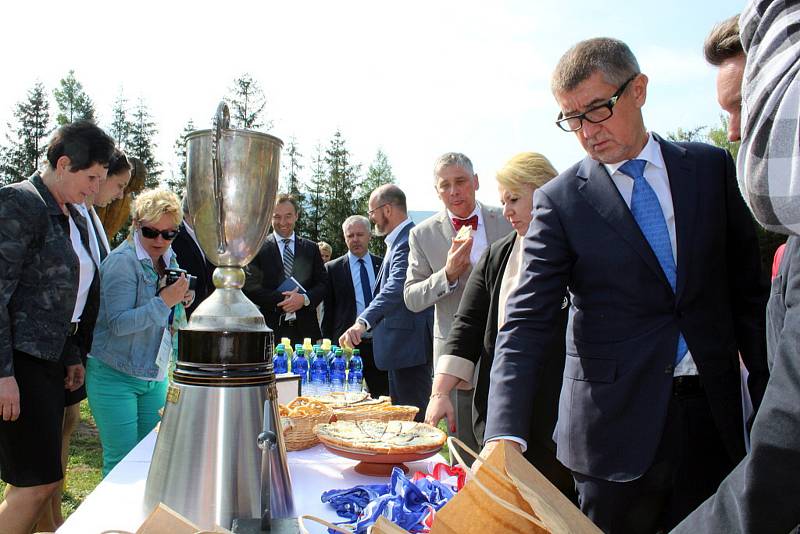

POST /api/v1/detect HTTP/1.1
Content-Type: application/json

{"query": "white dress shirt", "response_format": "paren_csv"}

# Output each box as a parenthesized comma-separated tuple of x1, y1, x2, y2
(447, 201, 489, 265)
(68, 214, 96, 322)
(603, 133, 698, 377)
(348, 251, 376, 316)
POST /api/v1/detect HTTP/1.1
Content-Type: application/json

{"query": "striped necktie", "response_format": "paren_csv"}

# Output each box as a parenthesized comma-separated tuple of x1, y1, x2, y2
(282, 238, 294, 279)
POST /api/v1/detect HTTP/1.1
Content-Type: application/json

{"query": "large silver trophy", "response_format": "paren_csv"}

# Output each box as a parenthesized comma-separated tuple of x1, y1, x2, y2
(144, 103, 296, 532)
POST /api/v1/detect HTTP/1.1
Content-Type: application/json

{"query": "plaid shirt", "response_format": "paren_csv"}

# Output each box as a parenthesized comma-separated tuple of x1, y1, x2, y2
(739, 0, 800, 236)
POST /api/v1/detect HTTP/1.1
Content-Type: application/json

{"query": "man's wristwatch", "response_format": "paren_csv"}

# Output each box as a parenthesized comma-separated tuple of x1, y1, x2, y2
(357, 318, 368, 330)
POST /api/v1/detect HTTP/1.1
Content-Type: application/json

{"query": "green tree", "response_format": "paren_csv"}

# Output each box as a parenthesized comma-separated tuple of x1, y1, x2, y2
(666, 126, 707, 143)
(358, 148, 396, 256)
(226, 73, 270, 130)
(53, 70, 95, 126)
(303, 144, 327, 243)
(322, 130, 361, 257)
(127, 97, 161, 188)
(707, 115, 739, 160)
(1, 81, 51, 185)
(109, 90, 131, 148)
(167, 119, 195, 197)
(282, 137, 310, 237)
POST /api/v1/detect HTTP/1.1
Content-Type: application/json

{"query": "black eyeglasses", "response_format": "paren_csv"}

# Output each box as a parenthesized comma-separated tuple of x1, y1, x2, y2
(367, 203, 392, 216)
(140, 226, 180, 240)
(555, 74, 639, 132)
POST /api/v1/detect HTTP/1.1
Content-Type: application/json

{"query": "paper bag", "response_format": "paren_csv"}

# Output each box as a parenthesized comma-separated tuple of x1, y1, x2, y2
(431, 439, 601, 534)
(131, 503, 233, 534)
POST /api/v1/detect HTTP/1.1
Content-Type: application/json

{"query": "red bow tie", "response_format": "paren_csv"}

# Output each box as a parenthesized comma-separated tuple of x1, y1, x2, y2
(452, 215, 478, 231)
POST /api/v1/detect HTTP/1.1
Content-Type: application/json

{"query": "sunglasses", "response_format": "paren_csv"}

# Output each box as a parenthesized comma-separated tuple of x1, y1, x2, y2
(140, 226, 180, 240)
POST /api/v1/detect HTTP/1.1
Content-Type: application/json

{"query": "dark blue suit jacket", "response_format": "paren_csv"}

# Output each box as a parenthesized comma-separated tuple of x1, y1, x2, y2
(361, 221, 433, 371)
(485, 136, 769, 482)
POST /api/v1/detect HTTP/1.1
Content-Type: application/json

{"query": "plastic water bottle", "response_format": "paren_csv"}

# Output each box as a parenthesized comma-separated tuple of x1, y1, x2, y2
(329, 348, 347, 393)
(310, 349, 329, 396)
(273, 345, 288, 374)
(292, 349, 309, 393)
(347, 349, 364, 392)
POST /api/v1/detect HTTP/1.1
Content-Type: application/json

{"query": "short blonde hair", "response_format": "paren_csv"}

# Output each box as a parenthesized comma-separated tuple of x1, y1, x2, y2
(495, 152, 558, 194)
(318, 241, 332, 256)
(128, 188, 182, 239)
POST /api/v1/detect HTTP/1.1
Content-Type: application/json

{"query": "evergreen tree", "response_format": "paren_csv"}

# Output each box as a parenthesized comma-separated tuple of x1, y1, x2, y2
(1, 81, 51, 185)
(282, 137, 310, 237)
(53, 70, 95, 125)
(127, 97, 161, 188)
(322, 130, 361, 257)
(304, 144, 327, 243)
(226, 73, 271, 130)
(109, 90, 131, 148)
(167, 119, 195, 197)
(358, 149, 396, 256)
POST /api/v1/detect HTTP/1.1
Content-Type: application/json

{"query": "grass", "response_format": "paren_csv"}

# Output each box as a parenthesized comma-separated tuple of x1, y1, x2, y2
(0, 399, 103, 522)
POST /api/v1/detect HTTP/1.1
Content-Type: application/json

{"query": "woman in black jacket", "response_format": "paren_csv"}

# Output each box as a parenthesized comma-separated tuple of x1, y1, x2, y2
(0, 121, 115, 533)
(425, 152, 575, 500)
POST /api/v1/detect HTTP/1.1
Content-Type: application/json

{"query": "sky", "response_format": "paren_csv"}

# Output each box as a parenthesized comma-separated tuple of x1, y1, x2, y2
(0, 0, 739, 212)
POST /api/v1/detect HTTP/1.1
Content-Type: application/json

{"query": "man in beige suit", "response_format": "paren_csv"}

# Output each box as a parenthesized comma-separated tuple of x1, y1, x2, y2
(404, 152, 511, 450)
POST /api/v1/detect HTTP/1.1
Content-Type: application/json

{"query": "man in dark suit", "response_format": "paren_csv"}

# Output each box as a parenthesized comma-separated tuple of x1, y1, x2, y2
(672, 9, 800, 532)
(244, 194, 328, 343)
(482, 37, 769, 533)
(322, 215, 388, 397)
(340, 185, 433, 418)
(171, 198, 215, 319)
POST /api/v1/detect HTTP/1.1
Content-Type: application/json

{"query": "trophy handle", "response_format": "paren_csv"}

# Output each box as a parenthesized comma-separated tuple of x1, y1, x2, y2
(212, 102, 230, 255)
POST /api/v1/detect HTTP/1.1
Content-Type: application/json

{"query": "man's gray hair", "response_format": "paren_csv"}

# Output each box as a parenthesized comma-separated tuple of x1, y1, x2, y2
(372, 184, 407, 212)
(551, 37, 640, 94)
(433, 152, 474, 183)
(342, 214, 371, 233)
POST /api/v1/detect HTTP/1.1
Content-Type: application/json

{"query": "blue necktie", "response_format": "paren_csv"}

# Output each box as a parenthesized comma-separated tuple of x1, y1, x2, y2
(619, 159, 688, 365)
(358, 258, 373, 309)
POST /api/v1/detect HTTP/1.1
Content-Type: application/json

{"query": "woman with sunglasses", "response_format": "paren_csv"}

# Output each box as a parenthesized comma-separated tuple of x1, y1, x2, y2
(86, 188, 191, 476)
(0, 121, 115, 533)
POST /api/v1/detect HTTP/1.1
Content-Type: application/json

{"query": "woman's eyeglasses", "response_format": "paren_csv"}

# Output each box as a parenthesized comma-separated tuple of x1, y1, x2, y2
(140, 226, 180, 240)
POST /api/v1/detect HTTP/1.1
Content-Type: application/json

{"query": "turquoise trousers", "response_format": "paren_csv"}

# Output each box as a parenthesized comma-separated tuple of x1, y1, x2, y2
(86, 357, 168, 476)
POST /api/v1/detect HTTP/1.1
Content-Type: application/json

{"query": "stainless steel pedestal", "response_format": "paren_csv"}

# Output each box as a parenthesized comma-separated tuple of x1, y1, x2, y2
(144, 383, 294, 530)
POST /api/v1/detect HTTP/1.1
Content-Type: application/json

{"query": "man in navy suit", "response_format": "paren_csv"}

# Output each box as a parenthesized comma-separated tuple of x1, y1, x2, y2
(482, 38, 769, 533)
(322, 215, 389, 397)
(340, 185, 433, 418)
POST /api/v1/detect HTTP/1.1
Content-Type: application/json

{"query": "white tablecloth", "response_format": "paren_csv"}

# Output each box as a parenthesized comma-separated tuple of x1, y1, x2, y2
(58, 431, 444, 533)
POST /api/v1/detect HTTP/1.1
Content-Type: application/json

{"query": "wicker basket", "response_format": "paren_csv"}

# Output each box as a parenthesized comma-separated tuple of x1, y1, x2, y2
(332, 404, 419, 423)
(282, 405, 334, 451)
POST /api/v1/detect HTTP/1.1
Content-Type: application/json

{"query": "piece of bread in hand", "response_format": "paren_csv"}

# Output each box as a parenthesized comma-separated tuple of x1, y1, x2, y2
(455, 225, 474, 241)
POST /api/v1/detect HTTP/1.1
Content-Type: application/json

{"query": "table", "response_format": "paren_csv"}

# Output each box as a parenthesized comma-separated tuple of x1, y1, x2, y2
(58, 431, 444, 533)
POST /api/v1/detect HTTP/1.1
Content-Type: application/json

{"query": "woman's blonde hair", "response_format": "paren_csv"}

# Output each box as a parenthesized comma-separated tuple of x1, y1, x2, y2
(496, 152, 558, 194)
(128, 188, 183, 240)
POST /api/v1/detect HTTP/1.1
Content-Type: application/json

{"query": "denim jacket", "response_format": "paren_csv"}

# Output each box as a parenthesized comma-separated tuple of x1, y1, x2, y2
(90, 238, 180, 379)
(0, 174, 81, 377)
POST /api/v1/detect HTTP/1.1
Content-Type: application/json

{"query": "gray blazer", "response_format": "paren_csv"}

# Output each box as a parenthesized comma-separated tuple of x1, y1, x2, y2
(672, 235, 800, 534)
(403, 204, 510, 360)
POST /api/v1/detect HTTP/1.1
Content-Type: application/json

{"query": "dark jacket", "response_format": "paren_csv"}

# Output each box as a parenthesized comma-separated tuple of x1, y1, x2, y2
(443, 231, 568, 448)
(0, 173, 81, 376)
(243, 233, 328, 341)
(171, 222, 215, 319)
(321, 252, 382, 342)
(486, 137, 769, 482)
(66, 204, 101, 359)
(360, 221, 434, 371)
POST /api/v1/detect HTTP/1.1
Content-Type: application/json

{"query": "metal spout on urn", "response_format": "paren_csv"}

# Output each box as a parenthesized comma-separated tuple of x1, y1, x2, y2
(144, 102, 297, 532)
